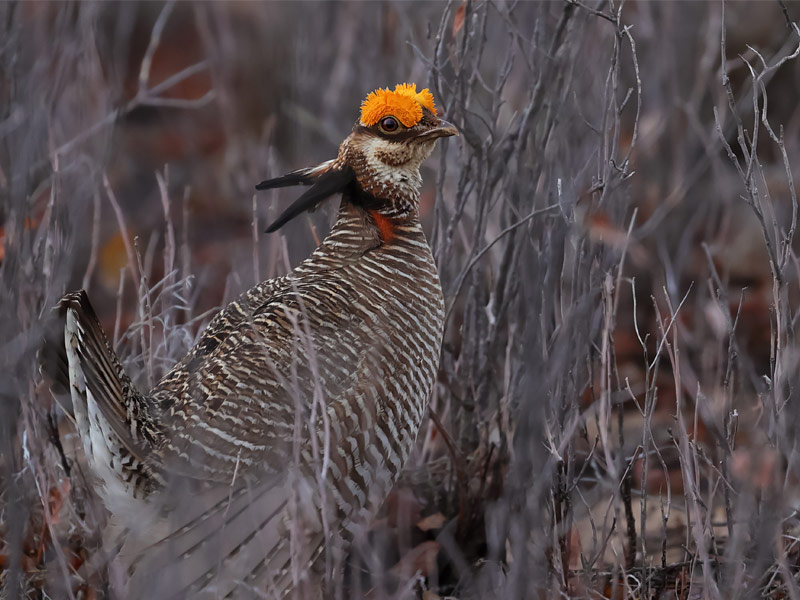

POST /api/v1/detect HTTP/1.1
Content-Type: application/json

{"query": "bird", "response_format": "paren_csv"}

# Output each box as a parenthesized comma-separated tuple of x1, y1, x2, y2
(47, 83, 457, 598)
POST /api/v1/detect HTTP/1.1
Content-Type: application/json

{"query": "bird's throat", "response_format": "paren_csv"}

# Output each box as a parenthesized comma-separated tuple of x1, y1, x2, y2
(368, 209, 397, 244)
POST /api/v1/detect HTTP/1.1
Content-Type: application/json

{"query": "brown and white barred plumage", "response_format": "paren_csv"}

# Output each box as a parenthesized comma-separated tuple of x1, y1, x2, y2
(54, 92, 457, 598)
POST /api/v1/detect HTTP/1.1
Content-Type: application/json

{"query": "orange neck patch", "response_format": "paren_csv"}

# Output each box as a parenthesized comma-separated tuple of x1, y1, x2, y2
(360, 83, 437, 128)
(368, 210, 396, 244)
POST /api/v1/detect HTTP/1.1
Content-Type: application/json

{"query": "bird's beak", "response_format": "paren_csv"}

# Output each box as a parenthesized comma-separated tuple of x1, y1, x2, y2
(418, 120, 459, 142)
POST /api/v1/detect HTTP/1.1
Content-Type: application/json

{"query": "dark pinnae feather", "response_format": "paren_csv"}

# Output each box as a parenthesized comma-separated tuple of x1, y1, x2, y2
(255, 169, 315, 190)
(261, 165, 355, 233)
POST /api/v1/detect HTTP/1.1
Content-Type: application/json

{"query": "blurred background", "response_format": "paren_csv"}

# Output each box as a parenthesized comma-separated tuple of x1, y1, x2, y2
(3, 1, 800, 598)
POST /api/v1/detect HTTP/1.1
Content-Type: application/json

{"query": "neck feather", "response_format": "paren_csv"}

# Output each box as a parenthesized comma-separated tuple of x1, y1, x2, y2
(339, 136, 423, 221)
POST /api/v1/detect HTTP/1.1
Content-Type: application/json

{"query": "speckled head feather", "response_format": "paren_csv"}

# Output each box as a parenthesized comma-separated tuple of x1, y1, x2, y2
(360, 83, 437, 127)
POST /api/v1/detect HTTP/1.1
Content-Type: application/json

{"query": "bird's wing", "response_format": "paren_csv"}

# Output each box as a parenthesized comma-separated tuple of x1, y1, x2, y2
(126, 272, 392, 596)
(154, 274, 378, 479)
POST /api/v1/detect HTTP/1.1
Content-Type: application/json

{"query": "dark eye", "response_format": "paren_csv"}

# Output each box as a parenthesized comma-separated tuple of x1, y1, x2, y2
(379, 116, 399, 133)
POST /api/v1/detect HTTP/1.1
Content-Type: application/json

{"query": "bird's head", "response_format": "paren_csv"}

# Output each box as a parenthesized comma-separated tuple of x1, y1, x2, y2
(257, 83, 457, 233)
(340, 84, 458, 216)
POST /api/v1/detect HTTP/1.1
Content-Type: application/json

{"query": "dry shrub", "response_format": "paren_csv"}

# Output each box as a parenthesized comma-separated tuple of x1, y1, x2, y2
(2, 1, 800, 599)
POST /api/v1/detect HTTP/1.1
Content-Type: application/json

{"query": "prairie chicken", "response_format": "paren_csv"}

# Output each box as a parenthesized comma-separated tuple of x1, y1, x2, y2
(48, 83, 456, 598)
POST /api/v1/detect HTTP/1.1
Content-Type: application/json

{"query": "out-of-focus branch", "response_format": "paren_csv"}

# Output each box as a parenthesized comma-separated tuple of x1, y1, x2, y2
(51, 4, 215, 166)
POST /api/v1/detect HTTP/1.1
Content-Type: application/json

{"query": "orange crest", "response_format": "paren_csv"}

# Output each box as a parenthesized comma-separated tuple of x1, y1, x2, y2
(360, 83, 437, 128)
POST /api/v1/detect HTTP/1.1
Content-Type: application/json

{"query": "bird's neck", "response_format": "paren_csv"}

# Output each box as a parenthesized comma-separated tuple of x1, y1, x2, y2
(338, 134, 424, 220)
(313, 197, 425, 261)
(356, 182, 420, 221)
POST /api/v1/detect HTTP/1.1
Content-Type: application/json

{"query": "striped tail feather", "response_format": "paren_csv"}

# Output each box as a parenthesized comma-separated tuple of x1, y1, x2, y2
(60, 290, 159, 503)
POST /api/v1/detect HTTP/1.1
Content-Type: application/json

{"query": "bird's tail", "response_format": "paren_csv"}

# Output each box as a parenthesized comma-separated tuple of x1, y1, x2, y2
(59, 290, 155, 464)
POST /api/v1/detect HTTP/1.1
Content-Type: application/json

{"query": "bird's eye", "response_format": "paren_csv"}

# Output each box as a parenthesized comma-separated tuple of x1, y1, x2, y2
(379, 116, 399, 133)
